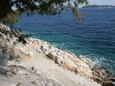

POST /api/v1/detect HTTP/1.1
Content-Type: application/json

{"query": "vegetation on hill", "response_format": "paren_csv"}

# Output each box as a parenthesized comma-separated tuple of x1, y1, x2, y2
(82, 5, 115, 8)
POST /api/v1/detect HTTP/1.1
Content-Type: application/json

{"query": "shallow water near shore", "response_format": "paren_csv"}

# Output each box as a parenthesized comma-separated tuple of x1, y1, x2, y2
(15, 8, 115, 74)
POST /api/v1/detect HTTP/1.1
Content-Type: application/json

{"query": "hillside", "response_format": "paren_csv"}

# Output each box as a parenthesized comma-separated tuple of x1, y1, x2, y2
(82, 5, 115, 8)
(0, 24, 115, 86)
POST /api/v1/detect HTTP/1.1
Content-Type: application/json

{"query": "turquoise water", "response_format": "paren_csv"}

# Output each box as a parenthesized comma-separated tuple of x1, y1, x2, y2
(15, 8, 115, 74)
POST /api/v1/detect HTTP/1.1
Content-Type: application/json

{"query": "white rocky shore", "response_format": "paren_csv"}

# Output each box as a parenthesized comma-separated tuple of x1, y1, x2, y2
(0, 24, 114, 86)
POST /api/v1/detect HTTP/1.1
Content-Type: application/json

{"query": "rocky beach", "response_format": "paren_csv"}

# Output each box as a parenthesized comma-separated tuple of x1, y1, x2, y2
(0, 24, 115, 86)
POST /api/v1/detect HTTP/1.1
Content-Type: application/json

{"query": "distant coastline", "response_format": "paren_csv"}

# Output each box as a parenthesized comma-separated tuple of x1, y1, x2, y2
(82, 5, 115, 8)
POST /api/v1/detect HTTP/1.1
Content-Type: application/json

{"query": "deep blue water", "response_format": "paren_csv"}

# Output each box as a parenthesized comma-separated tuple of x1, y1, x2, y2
(15, 8, 115, 74)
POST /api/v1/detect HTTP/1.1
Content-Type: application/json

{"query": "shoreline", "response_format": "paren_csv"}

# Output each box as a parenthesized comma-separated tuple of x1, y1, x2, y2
(20, 28, 115, 76)
(0, 23, 115, 86)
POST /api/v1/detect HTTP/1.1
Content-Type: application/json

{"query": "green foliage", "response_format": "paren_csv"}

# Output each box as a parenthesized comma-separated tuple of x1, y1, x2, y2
(3, 12, 18, 25)
(78, 0, 88, 4)
(0, 0, 88, 24)
(18, 33, 30, 44)
(71, 7, 81, 21)
(0, 24, 29, 44)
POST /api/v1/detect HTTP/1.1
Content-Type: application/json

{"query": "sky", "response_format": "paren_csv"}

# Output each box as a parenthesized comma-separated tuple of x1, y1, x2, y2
(88, 0, 115, 6)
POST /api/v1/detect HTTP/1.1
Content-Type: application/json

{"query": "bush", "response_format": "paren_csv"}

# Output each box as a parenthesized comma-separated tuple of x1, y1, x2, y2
(18, 34, 30, 44)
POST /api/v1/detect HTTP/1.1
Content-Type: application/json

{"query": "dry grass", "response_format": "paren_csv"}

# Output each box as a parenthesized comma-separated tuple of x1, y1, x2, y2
(31, 80, 37, 85)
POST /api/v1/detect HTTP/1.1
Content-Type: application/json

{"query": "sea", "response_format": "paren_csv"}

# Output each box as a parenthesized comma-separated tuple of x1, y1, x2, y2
(15, 8, 115, 74)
